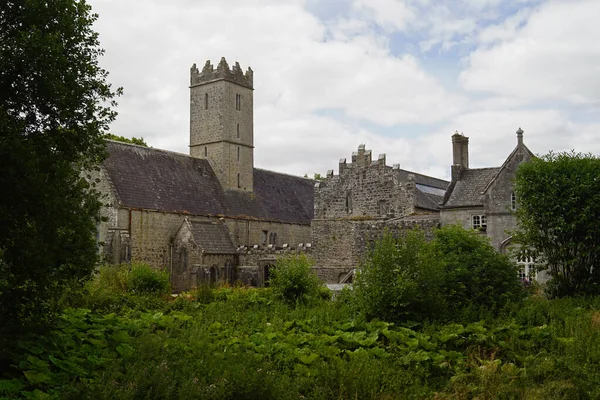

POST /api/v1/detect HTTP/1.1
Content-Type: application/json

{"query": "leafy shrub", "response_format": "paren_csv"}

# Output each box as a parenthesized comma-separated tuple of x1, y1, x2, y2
(269, 254, 326, 306)
(128, 263, 170, 295)
(431, 225, 525, 319)
(354, 229, 446, 323)
(354, 226, 524, 323)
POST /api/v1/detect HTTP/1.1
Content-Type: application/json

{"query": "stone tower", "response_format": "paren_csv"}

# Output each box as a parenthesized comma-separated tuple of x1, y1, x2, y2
(189, 57, 254, 191)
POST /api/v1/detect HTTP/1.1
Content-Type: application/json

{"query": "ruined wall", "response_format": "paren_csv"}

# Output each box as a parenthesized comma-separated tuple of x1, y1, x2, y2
(314, 145, 416, 220)
(312, 215, 440, 283)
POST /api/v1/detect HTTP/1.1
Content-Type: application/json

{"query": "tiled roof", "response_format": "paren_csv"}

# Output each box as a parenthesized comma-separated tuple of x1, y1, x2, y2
(443, 167, 500, 208)
(189, 221, 237, 254)
(398, 169, 449, 210)
(102, 141, 314, 224)
(398, 169, 449, 189)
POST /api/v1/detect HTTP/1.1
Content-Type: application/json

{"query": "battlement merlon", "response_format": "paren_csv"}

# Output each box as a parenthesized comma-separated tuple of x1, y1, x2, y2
(190, 57, 254, 89)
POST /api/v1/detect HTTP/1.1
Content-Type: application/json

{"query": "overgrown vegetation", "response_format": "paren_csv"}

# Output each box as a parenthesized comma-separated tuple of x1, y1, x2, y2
(354, 226, 524, 323)
(514, 151, 600, 297)
(268, 254, 329, 305)
(1, 264, 599, 399)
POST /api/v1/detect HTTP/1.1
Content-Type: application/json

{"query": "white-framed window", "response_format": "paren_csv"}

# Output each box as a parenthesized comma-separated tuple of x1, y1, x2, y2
(472, 214, 487, 231)
(517, 256, 536, 282)
(511, 191, 517, 210)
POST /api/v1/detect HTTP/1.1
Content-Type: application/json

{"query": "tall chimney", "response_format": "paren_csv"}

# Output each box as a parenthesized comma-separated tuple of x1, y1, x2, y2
(452, 131, 469, 168)
(516, 127, 524, 147)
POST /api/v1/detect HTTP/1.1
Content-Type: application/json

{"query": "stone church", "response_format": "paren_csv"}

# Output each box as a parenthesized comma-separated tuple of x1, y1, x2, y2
(95, 57, 539, 290)
(95, 58, 315, 291)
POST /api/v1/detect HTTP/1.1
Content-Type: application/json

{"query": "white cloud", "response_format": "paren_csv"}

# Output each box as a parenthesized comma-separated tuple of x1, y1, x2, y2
(88, 0, 600, 180)
(461, 0, 600, 105)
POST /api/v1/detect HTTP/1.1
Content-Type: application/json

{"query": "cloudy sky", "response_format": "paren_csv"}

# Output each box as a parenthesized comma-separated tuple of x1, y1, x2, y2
(90, 0, 600, 180)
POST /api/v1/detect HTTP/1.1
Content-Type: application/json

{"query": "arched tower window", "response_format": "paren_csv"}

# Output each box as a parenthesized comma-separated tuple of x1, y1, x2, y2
(345, 192, 352, 213)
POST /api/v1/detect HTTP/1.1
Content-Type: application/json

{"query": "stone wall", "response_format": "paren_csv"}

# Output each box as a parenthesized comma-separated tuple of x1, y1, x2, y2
(314, 145, 416, 219)
(225, 219, 311, 249)
(312, 215, 440, 283)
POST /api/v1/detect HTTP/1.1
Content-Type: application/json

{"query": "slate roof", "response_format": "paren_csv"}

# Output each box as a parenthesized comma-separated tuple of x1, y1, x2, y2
(442, 167, 500, 208)
(189, 221, 237, 254)
(102, 141, 314, 224)
(397, 169, 449, 211)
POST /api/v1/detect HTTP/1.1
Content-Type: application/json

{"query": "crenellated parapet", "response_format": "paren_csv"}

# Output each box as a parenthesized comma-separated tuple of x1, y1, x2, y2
(190, 57, 253, 89)
(314, 144, 417, 220)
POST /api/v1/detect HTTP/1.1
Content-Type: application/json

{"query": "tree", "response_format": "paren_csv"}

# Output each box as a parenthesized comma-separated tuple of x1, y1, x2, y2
(354, 226, 523, 323)
(514, 151, 600, 297)
(0, 0, 120, 335)
(105, 133, 147, 147)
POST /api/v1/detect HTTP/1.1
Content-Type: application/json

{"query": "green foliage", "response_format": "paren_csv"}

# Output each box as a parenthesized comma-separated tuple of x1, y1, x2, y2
(432, 225, 524, 319)
(0, 0, 120, 337)
(128, 263, 170, 295)
(514, 151, 600, 297)
(77, 264, 169, 313)
(2, 285, 600, 399)
(105, 134, 147, 146)
(354, 229, 446, 323)
(354, 226, 524, 323)
(269, 254, 328, 306)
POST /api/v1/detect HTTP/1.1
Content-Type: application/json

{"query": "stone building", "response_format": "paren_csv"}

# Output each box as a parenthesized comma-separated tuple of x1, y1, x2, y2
(311, 144, 449, 282)
(95, 58, 314, 292)
(440, 128, 547, 282)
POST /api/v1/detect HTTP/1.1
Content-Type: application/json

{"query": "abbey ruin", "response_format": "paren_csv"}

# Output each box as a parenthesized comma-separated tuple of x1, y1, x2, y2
(94, 58, 537, 291)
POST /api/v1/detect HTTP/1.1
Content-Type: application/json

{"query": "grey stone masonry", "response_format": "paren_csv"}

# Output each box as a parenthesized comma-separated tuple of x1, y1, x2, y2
(190, 57, 254, 192)
(314, 144, 417, 219)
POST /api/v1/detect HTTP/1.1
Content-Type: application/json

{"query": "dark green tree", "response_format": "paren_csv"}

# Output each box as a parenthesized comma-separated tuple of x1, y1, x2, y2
(514, 151, 600, 297)
(0, 0, 120, 335)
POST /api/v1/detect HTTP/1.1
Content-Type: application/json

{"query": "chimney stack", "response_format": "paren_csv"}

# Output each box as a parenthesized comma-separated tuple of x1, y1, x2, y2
(452, 131, 469, 168)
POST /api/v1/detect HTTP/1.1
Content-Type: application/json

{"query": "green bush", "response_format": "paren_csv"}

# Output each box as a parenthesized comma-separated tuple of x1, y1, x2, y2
(128, 263, 170, 295)
(431, 225, 525, 319)
(354, 229, 446, 323)
(354, 226, 525, 323)
(269, 254, 326, 306)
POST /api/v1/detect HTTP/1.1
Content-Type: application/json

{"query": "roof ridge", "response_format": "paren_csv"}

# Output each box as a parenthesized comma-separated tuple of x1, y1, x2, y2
(401, 168, 449, 185)
(254, 167, 315, 181)
(106, 139, 197, 160)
